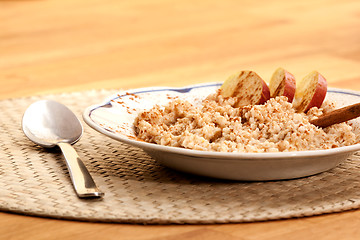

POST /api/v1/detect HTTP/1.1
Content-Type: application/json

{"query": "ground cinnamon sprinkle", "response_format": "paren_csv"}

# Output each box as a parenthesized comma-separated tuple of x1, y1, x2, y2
(134, 90, 360, 153)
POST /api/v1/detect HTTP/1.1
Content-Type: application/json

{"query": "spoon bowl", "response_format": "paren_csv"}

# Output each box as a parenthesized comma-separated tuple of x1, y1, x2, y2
(22, 100, 104, 198)
(22, 100, 83, 147)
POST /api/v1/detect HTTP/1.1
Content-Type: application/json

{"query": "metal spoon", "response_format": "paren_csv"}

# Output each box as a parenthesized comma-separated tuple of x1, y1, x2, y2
(22, 100, 104, 198)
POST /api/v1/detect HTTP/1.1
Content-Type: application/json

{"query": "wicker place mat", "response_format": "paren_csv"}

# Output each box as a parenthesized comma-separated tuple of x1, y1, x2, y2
(1, 89, 360, 224)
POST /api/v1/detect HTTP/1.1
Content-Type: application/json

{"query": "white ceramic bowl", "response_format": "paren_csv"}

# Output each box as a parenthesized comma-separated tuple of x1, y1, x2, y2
(83, 83, 360, 181)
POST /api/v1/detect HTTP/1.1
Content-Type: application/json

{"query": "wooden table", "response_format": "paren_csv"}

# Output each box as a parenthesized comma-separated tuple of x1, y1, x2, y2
(1, 0, 360, 239)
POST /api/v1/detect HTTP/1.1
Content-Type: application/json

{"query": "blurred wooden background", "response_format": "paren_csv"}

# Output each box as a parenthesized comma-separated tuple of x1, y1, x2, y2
(1, 0, 359, 100)
(1, 0, 360, 239)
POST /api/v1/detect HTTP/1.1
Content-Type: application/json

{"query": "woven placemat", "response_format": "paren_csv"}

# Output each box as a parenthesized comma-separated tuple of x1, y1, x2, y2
(1, 90, 360, 224)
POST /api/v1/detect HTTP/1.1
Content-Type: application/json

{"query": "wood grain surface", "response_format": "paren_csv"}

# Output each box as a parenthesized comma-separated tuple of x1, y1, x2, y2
(1, 0, 360, 239)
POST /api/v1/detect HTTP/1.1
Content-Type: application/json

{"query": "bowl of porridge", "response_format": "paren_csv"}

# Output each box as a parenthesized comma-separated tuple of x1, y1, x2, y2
(83, 83, 360, 180)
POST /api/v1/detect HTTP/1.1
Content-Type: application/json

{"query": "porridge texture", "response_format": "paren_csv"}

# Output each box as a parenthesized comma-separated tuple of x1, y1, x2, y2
(134, 90, 358, 153)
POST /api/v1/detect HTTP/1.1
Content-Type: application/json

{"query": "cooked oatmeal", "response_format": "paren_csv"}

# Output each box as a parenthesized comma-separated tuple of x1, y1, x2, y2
(134, 90, 359, 152)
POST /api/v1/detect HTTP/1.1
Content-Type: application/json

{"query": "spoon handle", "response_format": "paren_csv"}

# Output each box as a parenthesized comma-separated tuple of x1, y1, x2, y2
(58, 142, 104, 198)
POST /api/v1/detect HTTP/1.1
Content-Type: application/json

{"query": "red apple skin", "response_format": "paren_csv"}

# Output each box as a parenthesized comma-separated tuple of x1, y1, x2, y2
(293, 71, 328, 113)
(304, 73, 327, 112)
(259, 79, 271, 104)
(282, 71, 296, 102)
(221, 71, 271, 107)
(270, 68, 296, 103)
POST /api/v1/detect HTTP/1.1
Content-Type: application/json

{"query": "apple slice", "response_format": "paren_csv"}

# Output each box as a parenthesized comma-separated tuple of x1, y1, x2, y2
(292, 71, 327, 113)
(220, 70, 270, 107)
(269, 67, 296, 102)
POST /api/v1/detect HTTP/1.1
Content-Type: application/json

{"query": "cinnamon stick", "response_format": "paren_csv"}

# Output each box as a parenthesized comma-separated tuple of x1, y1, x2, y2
(310, 102, 360, 128)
